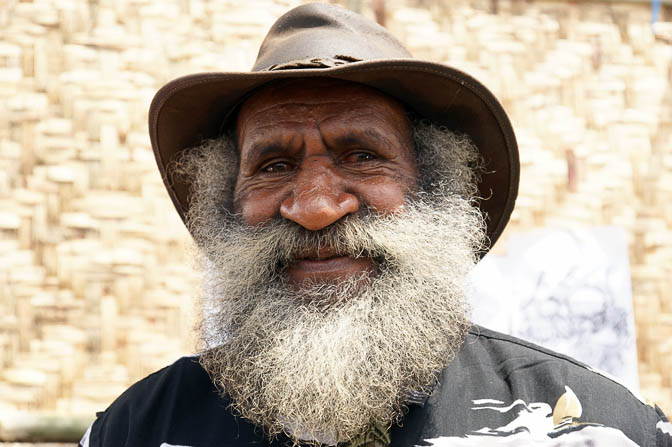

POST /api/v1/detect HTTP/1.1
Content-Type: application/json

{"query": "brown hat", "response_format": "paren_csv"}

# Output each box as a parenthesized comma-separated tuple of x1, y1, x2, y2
(149, 2, 519, 253)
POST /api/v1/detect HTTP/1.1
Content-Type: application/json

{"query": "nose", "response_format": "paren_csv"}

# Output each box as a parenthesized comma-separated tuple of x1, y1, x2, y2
(280, 158, 359, 231)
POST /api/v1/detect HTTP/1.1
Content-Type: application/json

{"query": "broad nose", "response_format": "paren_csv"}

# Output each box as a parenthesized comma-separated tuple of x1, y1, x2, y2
(280, 158, 359, 231)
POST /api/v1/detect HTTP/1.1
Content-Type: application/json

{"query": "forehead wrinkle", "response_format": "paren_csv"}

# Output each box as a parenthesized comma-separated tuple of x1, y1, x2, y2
(320, 116, 410, 150)
(244, 95, 366, 112)
(241, 98, 364, 123)
(324, 128, 391, 151)
(245, 119, 309, 132)
(237, 119, 303, 155)
(240, 93, 395, 129)
(320, 105, 408, 126)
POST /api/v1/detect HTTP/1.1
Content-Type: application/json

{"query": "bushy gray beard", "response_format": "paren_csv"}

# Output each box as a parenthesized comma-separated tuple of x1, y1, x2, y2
(177, 120, 486, 444)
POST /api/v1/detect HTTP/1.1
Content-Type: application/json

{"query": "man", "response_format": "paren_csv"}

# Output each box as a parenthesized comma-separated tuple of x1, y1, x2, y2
(80, 3, 670, 446)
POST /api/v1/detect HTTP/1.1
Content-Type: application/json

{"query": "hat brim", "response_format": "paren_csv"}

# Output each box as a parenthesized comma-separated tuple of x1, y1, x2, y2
(149, 59, 519, 254)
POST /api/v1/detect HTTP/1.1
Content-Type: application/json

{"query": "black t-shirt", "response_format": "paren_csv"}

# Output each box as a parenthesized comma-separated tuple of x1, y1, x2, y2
(80, 326, 671, 446)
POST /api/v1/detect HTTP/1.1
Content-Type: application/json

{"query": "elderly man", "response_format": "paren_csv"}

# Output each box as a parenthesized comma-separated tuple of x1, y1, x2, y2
(80, 3, 670, 447)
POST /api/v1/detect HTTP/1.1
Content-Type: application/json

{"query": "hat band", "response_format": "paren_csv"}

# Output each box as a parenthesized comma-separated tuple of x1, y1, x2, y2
(264, 55, 362, 71)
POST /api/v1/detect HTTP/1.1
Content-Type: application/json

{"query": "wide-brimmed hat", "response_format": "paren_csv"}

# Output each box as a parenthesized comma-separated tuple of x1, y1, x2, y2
(149, 2, 519, 253)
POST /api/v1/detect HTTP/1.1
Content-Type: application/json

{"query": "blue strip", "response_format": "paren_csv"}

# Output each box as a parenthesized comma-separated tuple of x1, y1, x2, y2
(652, 0, 662, 25)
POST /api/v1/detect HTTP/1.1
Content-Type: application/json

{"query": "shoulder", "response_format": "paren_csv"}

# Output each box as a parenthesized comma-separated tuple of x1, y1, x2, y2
(462, 325, 634, 377)
(423, 326, 672, 446)
(460, 326, 645, 400)
(99, 355, 211, 419)
(81, 356, 265, 447)
(111, 355, 207, 401)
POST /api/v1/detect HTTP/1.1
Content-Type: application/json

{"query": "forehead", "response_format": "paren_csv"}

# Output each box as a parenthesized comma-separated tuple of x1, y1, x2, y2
(235, 78, 410, 139)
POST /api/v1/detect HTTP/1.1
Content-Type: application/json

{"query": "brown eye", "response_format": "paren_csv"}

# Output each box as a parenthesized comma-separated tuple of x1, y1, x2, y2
(346, 152, 376, 162)
(261, 161, 293, 173)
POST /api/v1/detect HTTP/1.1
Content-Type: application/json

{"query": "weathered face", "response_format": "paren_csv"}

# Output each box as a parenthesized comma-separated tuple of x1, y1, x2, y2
(234, 78, 419, 284)
(188, 84, 484, 441)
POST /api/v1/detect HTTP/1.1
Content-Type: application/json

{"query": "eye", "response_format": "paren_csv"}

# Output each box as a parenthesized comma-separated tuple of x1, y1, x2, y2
(260, 161, 294, 173)
(345, 151, 377, 163)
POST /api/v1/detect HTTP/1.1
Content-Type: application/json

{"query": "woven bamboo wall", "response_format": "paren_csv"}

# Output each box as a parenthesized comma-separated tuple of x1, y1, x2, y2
(0, 0, 670, 420)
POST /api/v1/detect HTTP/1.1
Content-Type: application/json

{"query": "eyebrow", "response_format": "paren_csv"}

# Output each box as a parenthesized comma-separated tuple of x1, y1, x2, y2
(328, 129, 395, 151)
(245, 142, 289, 161)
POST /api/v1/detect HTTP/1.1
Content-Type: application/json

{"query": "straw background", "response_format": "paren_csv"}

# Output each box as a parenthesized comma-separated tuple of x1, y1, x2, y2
(0, 0, 670, 438)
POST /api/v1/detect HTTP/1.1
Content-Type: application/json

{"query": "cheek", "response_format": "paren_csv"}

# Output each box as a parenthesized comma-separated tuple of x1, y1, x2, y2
(359, 179, 414, 213)
(233, 187, 283, 226)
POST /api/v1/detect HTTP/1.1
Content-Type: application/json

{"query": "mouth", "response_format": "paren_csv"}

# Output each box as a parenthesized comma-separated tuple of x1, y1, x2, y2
(285, 247, 375, 284)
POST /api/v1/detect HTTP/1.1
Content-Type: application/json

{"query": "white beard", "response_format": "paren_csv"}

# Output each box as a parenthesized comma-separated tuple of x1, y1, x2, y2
(195, 193, 484, 444)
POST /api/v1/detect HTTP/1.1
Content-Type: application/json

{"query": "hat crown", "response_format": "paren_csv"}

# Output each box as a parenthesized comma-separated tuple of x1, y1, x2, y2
(252, 3, 412, 72)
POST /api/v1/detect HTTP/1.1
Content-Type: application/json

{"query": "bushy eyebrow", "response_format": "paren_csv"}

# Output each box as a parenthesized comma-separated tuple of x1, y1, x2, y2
(239, 129, 299, 165)
(327, 129, 394, 150)
(245, 142, 288, 161)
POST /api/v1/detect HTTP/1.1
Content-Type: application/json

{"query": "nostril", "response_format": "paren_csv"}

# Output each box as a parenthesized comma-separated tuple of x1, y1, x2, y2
(337, 193, 359, 215)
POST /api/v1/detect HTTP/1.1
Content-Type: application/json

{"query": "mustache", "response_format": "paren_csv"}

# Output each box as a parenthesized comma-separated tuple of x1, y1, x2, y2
(220, 210, 393, 275)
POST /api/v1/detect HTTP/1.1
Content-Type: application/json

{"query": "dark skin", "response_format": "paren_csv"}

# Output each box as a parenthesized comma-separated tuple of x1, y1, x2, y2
(234, 78, 418, 284)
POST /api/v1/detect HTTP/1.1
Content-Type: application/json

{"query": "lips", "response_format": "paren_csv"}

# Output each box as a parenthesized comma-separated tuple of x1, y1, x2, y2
(286, 247, 374, 283)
